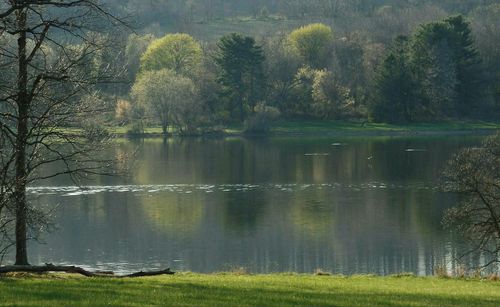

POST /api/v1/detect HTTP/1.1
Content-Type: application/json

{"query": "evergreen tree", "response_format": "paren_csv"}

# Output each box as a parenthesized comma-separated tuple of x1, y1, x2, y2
(370, 36, 421, 123)
(372, 15, 483, 123)
(411, 15, 482, 117)
(215, 33, 266, 122)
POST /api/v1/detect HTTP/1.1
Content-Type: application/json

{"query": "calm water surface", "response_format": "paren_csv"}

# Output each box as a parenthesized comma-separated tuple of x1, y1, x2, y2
(24, 136, 487, 275)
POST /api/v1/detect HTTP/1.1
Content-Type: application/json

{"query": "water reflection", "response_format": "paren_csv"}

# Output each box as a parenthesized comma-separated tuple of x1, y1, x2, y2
(24, 136, 487, 275)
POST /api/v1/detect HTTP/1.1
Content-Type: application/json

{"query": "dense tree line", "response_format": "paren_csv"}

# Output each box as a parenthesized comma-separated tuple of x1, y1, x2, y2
(371, 16, 488, 123)
(11, 1, 495, 135)
(118, 10, 497, 134)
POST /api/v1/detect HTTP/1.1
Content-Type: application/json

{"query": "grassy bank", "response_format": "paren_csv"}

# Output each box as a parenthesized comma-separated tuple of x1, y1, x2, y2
(1, 273, 499, 306)
(110, 120, 499, 138)
(271, 120, 500, 134)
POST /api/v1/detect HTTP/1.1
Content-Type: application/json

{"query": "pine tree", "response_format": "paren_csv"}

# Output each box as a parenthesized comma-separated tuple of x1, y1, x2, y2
(411, 15, 482, 118)
(370, 36, 421, 123)
(215, 33, 266, 122)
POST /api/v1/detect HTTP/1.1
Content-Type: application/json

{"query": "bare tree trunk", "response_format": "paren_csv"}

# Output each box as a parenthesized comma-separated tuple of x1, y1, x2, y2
(238, 92, 245, 122)
(1, 0, 129, 267)
(162, 118, 169, 137)
(14, 8, 29, 266)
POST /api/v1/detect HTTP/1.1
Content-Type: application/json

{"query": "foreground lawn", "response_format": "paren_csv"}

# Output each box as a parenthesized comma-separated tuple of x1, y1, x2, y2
(0, 273, 499, 306)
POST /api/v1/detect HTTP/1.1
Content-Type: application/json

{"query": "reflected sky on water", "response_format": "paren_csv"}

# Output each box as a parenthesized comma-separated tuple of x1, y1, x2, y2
(23, 135, 488, 275)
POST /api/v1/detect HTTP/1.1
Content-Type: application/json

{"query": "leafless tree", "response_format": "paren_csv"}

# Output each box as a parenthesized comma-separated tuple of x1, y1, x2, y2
(442, 133, 500, 270)
(0, 128, 15, 265)
(0, 0, 129, 266)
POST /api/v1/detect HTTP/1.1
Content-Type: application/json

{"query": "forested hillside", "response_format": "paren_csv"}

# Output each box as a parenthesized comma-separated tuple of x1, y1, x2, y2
(4, 1, 496, 135)
(105, 0, 498, 41)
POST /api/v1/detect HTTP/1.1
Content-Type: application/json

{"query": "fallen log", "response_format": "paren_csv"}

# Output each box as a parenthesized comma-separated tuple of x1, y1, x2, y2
(0, 264, 174, 278)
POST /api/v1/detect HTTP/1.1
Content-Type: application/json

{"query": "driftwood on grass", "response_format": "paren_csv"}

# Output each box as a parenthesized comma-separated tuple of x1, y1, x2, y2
(0, 264, 174, 278)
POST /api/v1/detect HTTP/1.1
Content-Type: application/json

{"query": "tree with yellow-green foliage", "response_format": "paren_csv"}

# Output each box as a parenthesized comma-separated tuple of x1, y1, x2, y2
(140, 33, 202, 77)
(132, 69, 200, 136)
(288, 23, 334, 69)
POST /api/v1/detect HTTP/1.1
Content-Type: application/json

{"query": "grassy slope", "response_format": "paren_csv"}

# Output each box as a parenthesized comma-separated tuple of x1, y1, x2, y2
(0, 274, 499, 306)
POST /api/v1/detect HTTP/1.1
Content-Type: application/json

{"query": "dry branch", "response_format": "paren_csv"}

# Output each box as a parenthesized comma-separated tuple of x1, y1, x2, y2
(0, 264, 175, 278)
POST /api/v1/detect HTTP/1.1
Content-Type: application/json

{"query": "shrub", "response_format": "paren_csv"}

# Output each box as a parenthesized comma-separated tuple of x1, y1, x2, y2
(115, 99, 132, 124)
(126, 122, 144, 137)
(244, 103, 280, 134)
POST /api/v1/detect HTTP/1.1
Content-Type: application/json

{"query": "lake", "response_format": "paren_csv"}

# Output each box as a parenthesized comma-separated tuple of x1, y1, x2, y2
(24, 135, 486, 275)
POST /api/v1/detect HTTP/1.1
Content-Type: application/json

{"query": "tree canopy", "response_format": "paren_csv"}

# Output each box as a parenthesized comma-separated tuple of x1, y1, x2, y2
(412, 15, 482, 117)
(370, 16, 483, 123)
(370, 36, 420, 123)
(132, 69, 199, 135)
(288, 23, 334, 69)
(215, 33, 266, 122)
(140, 33, 202, 77)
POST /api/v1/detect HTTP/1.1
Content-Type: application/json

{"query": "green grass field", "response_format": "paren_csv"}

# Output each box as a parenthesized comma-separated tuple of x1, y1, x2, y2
(0, 273, 499, 306)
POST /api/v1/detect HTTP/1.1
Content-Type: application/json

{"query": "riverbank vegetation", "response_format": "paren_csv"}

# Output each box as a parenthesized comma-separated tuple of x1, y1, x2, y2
(89, 1, 500, 136)
(1, 273, 499, 307)
(3, 2, 499, 139)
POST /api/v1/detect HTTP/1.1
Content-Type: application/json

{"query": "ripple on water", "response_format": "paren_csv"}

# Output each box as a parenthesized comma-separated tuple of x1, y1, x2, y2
(27, 182, 436, 197)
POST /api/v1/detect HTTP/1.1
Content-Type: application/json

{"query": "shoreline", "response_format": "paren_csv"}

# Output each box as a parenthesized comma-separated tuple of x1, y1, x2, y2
(108, 120, 500, 139)
(118, 128, 499, 139)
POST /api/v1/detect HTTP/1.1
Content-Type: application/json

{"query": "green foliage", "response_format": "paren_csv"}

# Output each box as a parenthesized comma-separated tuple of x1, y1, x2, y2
(311, 69, 354, 119)
(131, 69, 200, 135)
(192, 63, 222, 120)
(48, 2, 498, 127)
(371, 15, 484, 123)
(125, 34, 155, 83)
(289, 66, 317, 116)
(262, 33, 302, 114)
(411, 15, 483, 117)
(290, 66, 354, 119)
(469, 4, 500, 118)
(288, 23, 334, 69)
(333, 36, 372, 109)
(370, 36, 421, 123)
(244, 102, 281, 134)
(215, 33, 266, 122)
(140, 33, 202, 77)
(96, 1, 499, 124)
